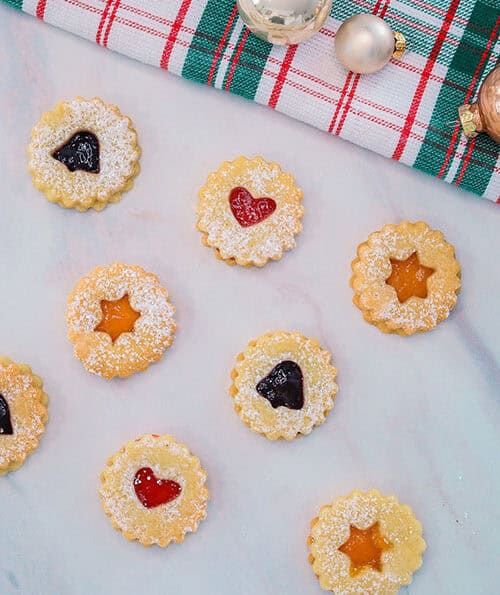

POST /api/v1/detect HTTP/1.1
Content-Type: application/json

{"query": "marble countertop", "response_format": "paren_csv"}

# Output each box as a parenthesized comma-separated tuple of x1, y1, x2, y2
(1, 6, 499, 595)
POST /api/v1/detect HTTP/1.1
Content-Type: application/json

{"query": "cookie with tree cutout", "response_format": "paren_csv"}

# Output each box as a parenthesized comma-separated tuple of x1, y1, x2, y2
(230, 331, 338, 440)
(28, 97, 140, 211)
(0, 357, 48, 475)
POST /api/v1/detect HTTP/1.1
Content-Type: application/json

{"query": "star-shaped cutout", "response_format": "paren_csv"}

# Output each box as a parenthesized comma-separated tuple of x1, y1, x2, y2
(338, 522, 392, 576)
(94, 294, 140, 343)
(386, 252, 434, 303)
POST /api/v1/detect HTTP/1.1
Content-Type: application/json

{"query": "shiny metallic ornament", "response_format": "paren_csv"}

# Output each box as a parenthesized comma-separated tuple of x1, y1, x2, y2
(459, 64, 500, 143)
(237, 0, 332, 45)
(334, 13, 406, 74)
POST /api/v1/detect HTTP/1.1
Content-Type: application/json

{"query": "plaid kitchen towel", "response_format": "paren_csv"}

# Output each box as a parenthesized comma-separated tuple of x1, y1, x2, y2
(3, 0, 499, 202)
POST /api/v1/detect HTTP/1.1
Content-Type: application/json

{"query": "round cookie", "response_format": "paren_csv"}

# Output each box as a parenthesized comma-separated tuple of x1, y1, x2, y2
(230, 331, 338, 440)
(307, 489, 426, 594)
(197, 156, 304, 267)
(0, 357, 48, 475)
(28, 97, 140, 211)
(351, 221, 461, 335)
(66, 263, 176, 379)
(99, 434, 209, 547)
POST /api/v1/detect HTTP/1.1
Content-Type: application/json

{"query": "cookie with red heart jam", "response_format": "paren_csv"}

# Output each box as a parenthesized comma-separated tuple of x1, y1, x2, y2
(196, 157, 304, 267)
(0, 357, 48, 476)
(99, 434, 209, 547)
(28, 97, 140, 212)
(230, 331, 338, 440)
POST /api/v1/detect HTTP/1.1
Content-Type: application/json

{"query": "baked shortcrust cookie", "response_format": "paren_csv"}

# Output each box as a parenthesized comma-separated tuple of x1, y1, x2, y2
(230, 331, 338, 440)
(28, 97, 140, 211)
(351, 221, 460, 335)
(308, 489, 426, 594)
(197, 156, 304, 267)
(100, 434, 209, 547)
(66, 263, 176, 379)
(0, 357, 48, 475)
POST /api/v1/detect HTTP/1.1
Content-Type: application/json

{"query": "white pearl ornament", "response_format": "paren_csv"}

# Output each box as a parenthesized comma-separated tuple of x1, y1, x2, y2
(334, 13, 406, 74)
(237, 0, 332, 45)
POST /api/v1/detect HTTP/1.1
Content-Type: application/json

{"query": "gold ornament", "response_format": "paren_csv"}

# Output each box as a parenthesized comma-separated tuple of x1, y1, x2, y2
(393, 31, 406, 59)
(459, 64, 500, 143)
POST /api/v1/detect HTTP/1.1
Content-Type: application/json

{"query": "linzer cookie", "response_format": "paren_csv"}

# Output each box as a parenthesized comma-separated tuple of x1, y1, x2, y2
(307, 489, 426, 594)
(196, 156, 304, 267)
(66, 263, 176, 379)
(0, 357, 48, 475)
(351, 221, 461, 335)
(99, 434, 209, 547)
(230, 331, 338, 440)
(28, 97, 140, 211)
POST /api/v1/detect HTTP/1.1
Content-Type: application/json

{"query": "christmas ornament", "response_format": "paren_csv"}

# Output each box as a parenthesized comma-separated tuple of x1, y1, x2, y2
(459, 64, 500, 143)
(237, 0, 332, 45)
(334, 13, 406, 74)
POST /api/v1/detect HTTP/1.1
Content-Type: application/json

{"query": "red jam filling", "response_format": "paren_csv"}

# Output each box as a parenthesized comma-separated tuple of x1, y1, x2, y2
(133, 467, 182, 509)
(229, 186, 276, 227)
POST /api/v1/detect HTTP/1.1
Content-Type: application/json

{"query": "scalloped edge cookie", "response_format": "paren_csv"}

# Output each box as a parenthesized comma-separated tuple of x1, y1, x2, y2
(307, 489, 426, 594)
(0, 357, 48, 476)
(351, 221, 461, 335)
(28, 97, 141, 212)
(230, 331, 338, 440)
(197, 156, 304, 267)
(99, 434, 209, 547)
(66, 263, 176, 379)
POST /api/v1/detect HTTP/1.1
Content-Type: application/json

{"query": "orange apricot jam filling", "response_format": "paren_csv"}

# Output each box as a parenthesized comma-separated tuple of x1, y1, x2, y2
(94, 294, 140, 342)
(386, 252, 434, 303)
(338, 522, 392, 576)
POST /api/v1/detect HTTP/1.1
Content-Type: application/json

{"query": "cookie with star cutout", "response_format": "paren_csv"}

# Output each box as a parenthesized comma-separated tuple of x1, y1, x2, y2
(351, 221, 461, 335)
(230, 331, 338, 440)
(66, 263, 176, 379)
(99, 434, 209, 547)
(0, 357, 48, 475)
(196, 156, 304, 267)
(307, 489, 426, 594)
(28, 97, 140, 211)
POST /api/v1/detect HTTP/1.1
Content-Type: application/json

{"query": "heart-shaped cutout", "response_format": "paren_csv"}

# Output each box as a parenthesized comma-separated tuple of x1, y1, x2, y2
(229, 186, 276, 227)
(256, 360, 304, 410)
(133, 467, 181, 508)
(52, 130, 100, 174)
(0, 394, 13, 435)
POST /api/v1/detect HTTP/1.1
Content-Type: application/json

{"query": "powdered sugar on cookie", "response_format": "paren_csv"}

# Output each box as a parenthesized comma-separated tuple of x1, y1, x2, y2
(230, 331, 338, 440)
(66, 263, 176, 379)
(197, 157, 304, 267)
(100, 434, 209, 547)
(28, 97, 140, 211)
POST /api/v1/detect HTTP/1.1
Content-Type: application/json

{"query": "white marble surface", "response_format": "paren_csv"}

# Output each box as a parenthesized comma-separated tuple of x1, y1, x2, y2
(1, 7, 499, 595)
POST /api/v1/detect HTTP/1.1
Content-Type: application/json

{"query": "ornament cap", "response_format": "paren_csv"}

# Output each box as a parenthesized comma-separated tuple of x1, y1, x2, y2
(392, 32, 406, 59)
(458, 103, 482, 138)
(458, 65, 500, 143)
